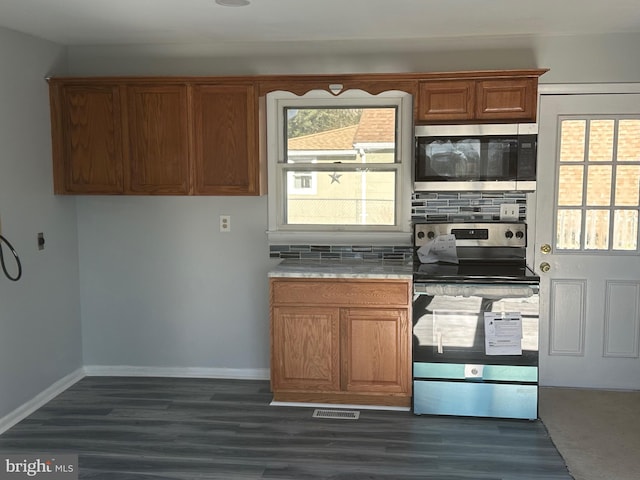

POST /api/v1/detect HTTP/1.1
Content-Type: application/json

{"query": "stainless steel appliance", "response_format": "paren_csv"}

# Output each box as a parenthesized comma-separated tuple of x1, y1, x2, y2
(412, 222, 540, 420)
(414, 124, 537, 192)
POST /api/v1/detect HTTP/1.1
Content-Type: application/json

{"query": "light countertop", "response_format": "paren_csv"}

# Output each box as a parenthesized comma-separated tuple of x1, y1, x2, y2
(268, 259, 413, 280)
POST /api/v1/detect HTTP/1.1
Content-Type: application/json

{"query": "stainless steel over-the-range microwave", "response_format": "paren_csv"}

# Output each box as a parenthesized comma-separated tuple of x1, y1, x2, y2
(414, 123, 538, 192)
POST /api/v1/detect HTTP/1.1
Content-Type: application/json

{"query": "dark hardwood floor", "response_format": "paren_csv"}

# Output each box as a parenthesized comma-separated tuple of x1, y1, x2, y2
(0, 377, 572, 479)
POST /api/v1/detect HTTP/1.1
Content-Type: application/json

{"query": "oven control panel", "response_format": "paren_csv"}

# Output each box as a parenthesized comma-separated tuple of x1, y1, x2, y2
(414, 222, 527, 248)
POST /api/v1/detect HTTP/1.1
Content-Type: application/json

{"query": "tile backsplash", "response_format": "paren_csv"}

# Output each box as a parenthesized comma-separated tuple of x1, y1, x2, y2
(269, 244, 413, 261)
(412, 191, 527, 222)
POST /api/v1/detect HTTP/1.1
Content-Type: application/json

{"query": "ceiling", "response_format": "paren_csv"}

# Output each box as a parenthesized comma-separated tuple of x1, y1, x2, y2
(0, 0, 639, 47)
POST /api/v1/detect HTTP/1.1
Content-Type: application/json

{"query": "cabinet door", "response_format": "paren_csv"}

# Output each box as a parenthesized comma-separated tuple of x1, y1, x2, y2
(417, 80, 475, 122)
(476, 78, 537, 121)
(53, 84, 124, 194)
(271, 306, 341, 392)
(341, 308, 410, 394)
(192, 84, 259, 195)
(126, 85, 190, 194)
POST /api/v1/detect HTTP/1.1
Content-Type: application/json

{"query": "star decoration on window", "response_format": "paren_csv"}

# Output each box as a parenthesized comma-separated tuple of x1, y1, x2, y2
(329, 172, 342, 184)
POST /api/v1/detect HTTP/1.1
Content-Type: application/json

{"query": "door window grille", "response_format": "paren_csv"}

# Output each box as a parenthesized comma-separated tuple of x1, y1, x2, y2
(556, 117, 640, 252)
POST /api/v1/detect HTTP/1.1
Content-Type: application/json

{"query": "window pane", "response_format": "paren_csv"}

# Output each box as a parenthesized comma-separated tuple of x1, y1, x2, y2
(586, 165, 612, 206)
(615, 165, 640, 206)
(560, 120, 586, 162)
(287, 171, 317, 195)
(588, 120, 615, 162)
(556, 209, 582, 249)
(617, 119, 640, 162)
(285, 107, 396, 164)
(585, 210, 610, 250)
(558, 165, 584, 206)
(613, 210, 638, 250)
(285, 170, 396, 225)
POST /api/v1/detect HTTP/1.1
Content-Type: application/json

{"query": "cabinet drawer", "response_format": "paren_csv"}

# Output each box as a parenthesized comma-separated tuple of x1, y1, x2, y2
(271, 279, 410, 306)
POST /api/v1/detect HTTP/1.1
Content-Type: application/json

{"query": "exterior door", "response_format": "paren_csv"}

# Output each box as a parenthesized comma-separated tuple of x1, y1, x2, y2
(535, 93, 640, 389)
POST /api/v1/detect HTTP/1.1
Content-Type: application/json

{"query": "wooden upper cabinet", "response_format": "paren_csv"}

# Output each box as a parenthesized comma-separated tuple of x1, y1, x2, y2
(51, 84, 124, 194)
(49, 78, 263, 196)
(475, 78, 536, 120)
(417, 80, 475, 121)
(416, 72, 544, 123)
(126, 85, 190, 194)
(192, 84, 259, 195)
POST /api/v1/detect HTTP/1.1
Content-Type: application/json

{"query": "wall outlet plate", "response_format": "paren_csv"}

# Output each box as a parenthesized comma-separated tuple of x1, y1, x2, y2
(500, 204, 520, 221)
(219, 215, 231, 232)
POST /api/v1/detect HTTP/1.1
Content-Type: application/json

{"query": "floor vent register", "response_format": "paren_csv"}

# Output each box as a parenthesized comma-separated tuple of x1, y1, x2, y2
(312, 409, 360, 420)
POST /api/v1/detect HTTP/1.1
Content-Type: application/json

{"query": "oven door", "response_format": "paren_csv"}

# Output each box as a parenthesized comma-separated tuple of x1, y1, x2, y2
(412, 283, 539, 419)
(412, 283, 539, 366)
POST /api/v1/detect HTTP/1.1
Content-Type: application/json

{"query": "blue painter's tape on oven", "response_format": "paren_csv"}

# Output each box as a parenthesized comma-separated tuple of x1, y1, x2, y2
(413, 363, 538, 383)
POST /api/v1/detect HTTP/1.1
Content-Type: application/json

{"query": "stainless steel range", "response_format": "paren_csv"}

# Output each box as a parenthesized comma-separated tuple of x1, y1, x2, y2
(412, 222, 540, 420)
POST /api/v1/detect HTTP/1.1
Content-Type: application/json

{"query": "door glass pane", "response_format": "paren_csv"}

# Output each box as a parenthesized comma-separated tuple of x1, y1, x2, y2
(558, 165, 584, 206)
(617, 120, 640, 162)
(585, 210, 610, 250)
(613, 210, 638, 250)
(588, 120, 615, 162)
(285, 170, 396, 225)
(615, 165, 640, 206)
(586, 165, 612, 206)
(560, 120, 586, 162)
(555, 117, 640, 253)
(556, 209, 582, 250)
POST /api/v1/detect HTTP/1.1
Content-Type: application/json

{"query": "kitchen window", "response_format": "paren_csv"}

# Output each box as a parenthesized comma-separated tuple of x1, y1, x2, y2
(266, 89, 412, 244)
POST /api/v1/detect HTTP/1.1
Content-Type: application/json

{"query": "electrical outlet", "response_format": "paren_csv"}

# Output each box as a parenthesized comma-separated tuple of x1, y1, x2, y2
(500, 204, 520, 221)
(219, 215, 231, 233)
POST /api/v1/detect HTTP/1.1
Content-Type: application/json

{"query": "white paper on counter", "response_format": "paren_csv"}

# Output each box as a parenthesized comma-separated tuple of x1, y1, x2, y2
(417, 234, 459, 264)
(484, 312, 523, 355)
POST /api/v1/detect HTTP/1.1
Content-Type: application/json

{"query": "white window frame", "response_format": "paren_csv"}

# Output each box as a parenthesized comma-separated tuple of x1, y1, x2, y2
(266, 89, 412, 246)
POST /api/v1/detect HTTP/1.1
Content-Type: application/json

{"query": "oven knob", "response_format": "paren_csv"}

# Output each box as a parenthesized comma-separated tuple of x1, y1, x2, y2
(417, 231, 425, 239)
(515, 230, 524, 239)
(427, 231, 435, 239)
(505, 230, 514, 239)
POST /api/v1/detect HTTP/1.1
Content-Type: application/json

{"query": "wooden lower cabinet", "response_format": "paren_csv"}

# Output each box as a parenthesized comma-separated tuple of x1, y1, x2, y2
(341, 308, 409, 395)
(270, 278, 411, 407)
(271, 306, 341, 392)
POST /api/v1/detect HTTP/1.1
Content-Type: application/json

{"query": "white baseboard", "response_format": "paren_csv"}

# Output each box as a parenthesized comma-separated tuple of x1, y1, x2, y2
(83, 365, 270, 381)
(0, 367, 85, 435)
(270, 401, 410, 412)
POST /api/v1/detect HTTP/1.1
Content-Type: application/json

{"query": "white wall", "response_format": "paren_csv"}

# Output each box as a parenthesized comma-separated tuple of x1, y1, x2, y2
(78, 196, 277, 374)
(65, 32, 640, 83)
(62, 32, 640, 373)
(0, 28, 82, 421)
